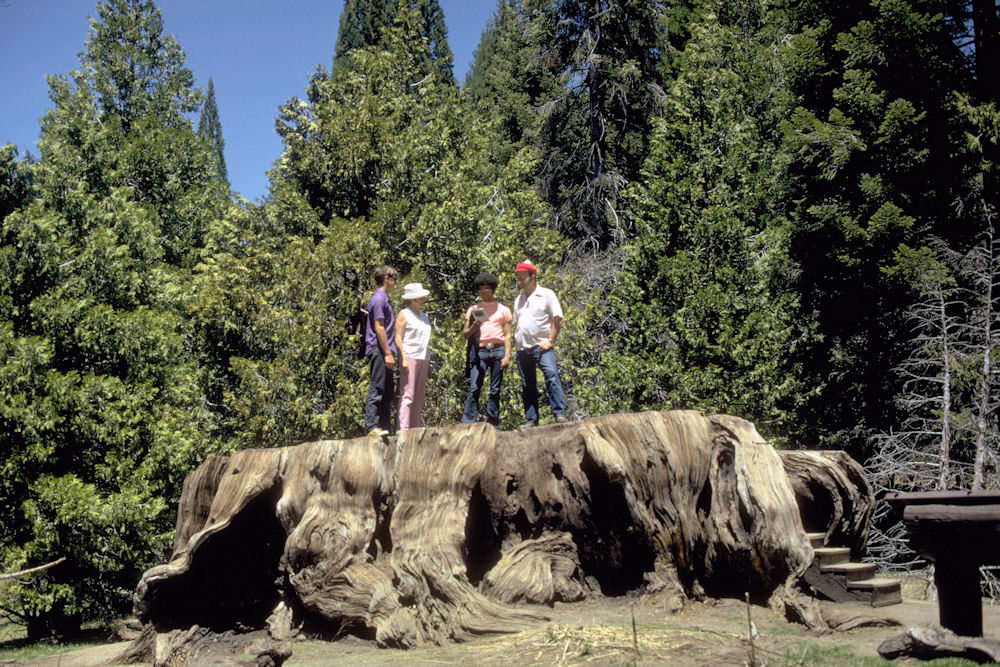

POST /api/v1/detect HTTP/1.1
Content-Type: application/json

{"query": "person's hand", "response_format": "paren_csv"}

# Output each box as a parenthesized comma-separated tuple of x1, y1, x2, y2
(539, 339, 553, 352)
(385, 352, 396, 370)
(401, 356, 409, 370)
(501, 355, 510, 369)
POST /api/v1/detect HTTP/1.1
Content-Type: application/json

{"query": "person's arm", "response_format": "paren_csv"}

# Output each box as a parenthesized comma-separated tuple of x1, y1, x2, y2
(501, 319, 512, 368)
(375, 317, 395, 369)
(540, 316, 561, 352)
(462, 308, 481, 339)
(394, 311, 407, 370)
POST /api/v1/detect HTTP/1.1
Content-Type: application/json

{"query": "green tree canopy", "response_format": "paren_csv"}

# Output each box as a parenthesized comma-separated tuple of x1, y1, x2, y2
(334, 0, 456, 85)
(198, 77, 229, 182)
(780, 0, 973, 448)
(477, 0, 667, 248)
(609, 1, 816, 438)
(0, 0, 228, 638)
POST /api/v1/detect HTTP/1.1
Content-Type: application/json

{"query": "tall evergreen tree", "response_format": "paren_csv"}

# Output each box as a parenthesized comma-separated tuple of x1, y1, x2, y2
(198, 77, 228, 182)
(334, 0, 394, 74)
(0, 0, 226, 637)
(464, 0, 561, 169)
(780, 0, 974, 448)
(527, 0, 667, 248)
(333, 0, 456, 85)
(609, 0, 815, 437)
(83, 0, 199, 134)
(466, 0, 668, 248)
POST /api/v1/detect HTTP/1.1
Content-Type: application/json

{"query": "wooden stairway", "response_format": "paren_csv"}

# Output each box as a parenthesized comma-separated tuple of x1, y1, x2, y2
(801, 532, 902, 607)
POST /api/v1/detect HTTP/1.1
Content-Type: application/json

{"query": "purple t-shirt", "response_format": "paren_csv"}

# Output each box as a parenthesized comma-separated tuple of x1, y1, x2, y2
(365, 288, 396, 355)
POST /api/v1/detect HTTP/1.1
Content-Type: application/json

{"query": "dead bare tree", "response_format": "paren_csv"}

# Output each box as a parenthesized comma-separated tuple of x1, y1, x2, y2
(867, 239, 965, 569)
(867, 216, 1000, 577)
(957, 206, 1000, 490)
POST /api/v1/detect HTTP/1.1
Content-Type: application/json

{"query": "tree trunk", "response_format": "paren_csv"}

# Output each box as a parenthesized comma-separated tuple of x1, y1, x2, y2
(972, 215, 995, 490)
(135, 411, 873, 647)
(938, 279, 953, 491)
(972, 0, 1000, 104)
(778, 449, 874, 559)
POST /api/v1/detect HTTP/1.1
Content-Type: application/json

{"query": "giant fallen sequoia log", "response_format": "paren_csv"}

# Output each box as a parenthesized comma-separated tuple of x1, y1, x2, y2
(135, 411, 867, 647)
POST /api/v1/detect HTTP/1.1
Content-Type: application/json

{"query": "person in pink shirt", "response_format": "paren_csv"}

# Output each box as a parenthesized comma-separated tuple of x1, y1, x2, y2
(461, 272, 512, 427)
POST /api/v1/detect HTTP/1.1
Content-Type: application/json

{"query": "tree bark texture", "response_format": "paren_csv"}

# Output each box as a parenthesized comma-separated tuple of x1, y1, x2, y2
(135, 411, 868, 647)
(778, 449, 874, 558)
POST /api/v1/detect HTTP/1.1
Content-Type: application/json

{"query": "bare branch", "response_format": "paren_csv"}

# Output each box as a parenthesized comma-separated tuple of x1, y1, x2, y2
(0, 557, 66, 581)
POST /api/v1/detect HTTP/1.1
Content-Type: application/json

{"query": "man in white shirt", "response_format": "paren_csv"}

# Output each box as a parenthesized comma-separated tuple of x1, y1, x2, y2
(513, 261, 568, 428)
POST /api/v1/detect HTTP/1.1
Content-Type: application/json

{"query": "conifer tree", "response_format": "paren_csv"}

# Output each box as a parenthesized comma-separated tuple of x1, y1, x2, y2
(198, 77, 228, 182)
(0, 0, 226, 637)
(780, 0, 974, 447)
(83, 0, 199, 134)
(333, 0, 456, 85)
(609, 0, 815, 437)
(334, 0, 394, 74)
(466, 0, 666, 248)
(464, 0, 560, 170)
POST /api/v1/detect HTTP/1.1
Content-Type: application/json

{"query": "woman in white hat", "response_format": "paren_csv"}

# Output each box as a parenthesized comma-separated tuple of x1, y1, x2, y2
(394, 282, 432, 430)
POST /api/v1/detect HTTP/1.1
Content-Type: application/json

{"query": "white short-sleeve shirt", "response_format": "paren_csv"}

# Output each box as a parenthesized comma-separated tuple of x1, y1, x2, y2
(514, 285, 563, 351)
(400, 307, 431, 360)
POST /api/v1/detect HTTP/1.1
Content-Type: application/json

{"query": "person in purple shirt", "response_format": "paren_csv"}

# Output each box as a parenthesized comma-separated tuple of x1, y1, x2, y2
(364, 265, 397, 436)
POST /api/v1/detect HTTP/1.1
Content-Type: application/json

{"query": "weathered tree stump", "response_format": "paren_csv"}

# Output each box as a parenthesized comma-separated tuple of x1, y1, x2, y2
(779, 449, 874, 558)
(135, 411, 868, 648)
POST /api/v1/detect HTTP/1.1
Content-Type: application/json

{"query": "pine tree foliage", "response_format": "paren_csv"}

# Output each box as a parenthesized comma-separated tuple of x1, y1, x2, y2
(780, 0, 973, 448)
(83, 0, 200, 133)
(465, 0, 667, 248)
(607, 1, 816, 438)
(334, 0, 394, 63)
(463, 0, 561, 171)
(198, 77, 228, 182)
(334, 0, 456, 85)
(527, 0, 667, 248)
(0, 0, 227, 638)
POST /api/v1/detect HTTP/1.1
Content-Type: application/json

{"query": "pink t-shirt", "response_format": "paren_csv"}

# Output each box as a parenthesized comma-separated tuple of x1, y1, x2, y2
(466, 301, 512, 347)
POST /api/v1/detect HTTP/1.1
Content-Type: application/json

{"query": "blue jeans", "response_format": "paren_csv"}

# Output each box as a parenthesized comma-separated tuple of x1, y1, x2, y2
(516, 346, 566, 425)
(463, 346, 505, 425)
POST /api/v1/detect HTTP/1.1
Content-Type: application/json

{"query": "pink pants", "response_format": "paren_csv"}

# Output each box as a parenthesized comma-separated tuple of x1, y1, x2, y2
(398, 358, 429, 430)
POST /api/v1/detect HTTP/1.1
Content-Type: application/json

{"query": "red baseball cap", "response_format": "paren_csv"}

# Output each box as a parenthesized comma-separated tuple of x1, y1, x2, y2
(515, 260, 537, 275)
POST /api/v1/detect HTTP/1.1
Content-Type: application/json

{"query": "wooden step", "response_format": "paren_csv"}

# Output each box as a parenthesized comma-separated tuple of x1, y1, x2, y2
(813, 546, 851, 567)
(820, 561, 877, 581)
(805, 532, 826, 548)
(847, 576, 903, 607)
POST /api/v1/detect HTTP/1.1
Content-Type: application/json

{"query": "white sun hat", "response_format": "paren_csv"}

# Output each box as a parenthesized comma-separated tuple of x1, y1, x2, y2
(401, 282, 430, 300)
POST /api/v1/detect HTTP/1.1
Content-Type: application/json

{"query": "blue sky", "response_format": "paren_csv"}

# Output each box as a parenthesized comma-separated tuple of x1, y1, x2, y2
(1, 0, 496, 202)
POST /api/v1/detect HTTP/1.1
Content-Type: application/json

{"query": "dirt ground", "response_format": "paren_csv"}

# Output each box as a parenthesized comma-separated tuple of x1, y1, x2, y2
(8, 594, 1000, 666)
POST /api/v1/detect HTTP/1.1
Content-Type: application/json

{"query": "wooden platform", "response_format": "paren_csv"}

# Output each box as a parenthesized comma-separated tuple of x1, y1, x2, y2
(887, 490, 1000, 637)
